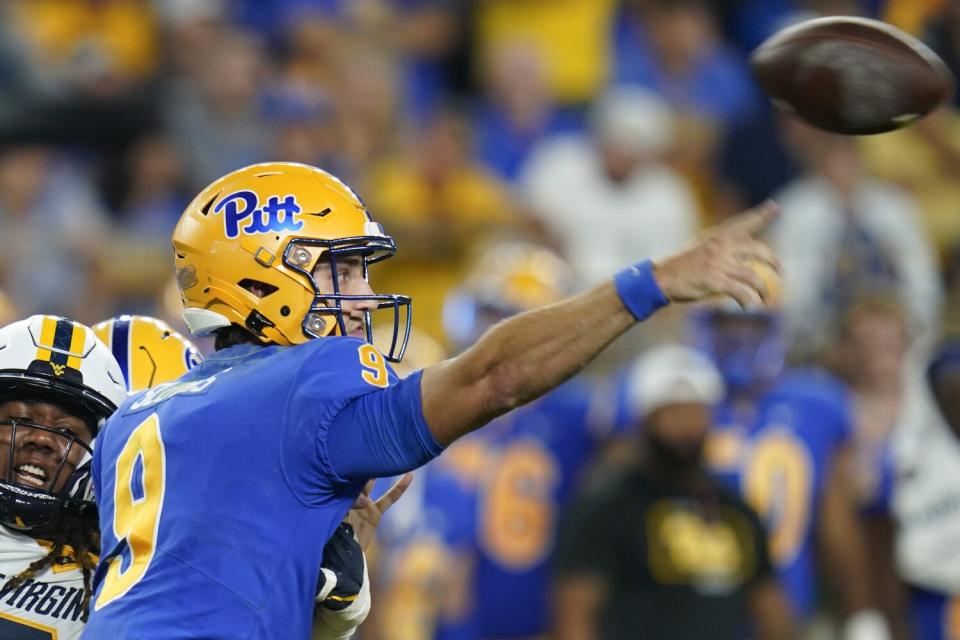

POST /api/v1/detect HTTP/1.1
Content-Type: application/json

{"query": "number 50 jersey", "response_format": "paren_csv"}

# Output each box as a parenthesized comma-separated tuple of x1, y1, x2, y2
(84, 338, 430, 639)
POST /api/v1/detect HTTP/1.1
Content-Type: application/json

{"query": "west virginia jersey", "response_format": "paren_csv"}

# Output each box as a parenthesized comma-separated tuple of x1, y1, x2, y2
(707, 369, 851, 618)
(85, 337, 439, 639)
(0, 525, 91, 640)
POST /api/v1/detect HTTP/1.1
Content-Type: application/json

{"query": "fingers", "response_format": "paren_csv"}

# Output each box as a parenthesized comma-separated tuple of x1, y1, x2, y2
(361, 479, 375, 497)
(719, 200, 779, 237)
(734, 240, 782, 276)
(722, 264, 768, 308)
(374, 472, 414, 515)
(350, 493, 375, 512)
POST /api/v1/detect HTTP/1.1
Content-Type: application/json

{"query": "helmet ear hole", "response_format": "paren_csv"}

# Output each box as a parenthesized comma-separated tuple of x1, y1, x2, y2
(238, 279, 278, 299)
(280, 306, 291, 317)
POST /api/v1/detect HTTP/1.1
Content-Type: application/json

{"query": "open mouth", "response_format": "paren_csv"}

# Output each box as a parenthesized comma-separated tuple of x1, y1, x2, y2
(14, 463, 49, 490)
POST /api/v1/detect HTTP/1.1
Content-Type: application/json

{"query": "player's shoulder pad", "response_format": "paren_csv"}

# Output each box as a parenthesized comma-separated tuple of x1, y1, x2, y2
(770, 367, 851, 414)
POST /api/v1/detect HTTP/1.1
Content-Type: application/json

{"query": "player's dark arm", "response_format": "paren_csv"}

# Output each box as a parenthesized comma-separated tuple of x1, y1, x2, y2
(817, 446, 889, 630)
(420, 202, 780, 446)
(863, 513, 912, 640)
(552, 573, 607, 640)
(747, 578, 799, 640)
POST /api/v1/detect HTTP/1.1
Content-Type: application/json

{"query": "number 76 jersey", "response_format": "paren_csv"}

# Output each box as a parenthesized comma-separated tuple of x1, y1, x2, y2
(84, 338, 407, 639)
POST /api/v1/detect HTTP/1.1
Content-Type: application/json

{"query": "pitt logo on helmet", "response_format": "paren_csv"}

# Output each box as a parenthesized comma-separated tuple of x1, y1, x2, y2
(214, 190, 304, 239)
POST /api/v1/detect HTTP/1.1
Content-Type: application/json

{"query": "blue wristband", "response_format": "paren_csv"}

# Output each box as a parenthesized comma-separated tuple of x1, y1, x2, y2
(613, 259, 669, 321)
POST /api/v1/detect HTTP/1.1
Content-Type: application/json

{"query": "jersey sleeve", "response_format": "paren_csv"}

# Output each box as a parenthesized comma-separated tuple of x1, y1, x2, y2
(325, 370, 443, 479)
(282, 337, 443, 499)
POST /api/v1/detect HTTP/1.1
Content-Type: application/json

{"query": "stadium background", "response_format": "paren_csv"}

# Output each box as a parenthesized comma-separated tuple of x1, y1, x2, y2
(0, 0, 957, 638)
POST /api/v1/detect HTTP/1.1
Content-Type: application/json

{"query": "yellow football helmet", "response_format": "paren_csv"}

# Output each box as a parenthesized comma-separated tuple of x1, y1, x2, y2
(443, 241, 572, 348)
(172, 162, 411, 360)
(93, 315, 202, 392)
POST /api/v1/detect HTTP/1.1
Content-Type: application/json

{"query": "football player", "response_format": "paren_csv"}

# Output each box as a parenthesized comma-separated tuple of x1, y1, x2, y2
(0, 315, 126, 640)
(692, 305, 891, 639)
(84, 162, 777, 638)
(434, 241, 623, 640)
(92, 313, 404, 638)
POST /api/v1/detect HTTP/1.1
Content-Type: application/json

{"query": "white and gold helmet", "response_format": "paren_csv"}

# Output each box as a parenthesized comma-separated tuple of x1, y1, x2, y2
(0, 315, 125, 531)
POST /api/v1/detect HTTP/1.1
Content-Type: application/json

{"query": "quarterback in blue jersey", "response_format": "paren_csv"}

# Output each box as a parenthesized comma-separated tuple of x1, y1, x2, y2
(84, 162, 779, 639)
(693, 306, 891, 639)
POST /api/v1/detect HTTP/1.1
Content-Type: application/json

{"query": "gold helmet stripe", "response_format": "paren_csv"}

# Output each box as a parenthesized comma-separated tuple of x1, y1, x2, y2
(66, 322, 87, 371)
(34, 315, 59, 362)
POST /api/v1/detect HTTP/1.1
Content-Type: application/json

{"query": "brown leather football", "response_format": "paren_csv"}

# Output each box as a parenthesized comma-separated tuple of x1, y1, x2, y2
(750, 16, 955, 135)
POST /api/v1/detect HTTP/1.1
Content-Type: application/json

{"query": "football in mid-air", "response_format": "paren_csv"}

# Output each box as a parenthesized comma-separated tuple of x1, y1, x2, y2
(750, 16, 955, 135)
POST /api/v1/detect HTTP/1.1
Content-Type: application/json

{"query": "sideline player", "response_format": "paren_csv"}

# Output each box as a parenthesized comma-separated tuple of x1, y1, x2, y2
(693, 305, 890, 639)
(84, 162, 778, 638)
(0, 315, 126, 640)
(433, 241, 621, 639)
(554, 344, 798, 640)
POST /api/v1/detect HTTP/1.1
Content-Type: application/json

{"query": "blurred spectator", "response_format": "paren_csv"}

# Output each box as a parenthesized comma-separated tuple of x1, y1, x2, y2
(474, 0, 616, 106)
(553, 344, 797, 640)
(350, 0, 470, 122)
(5, 0, 159, 98)
(611, 0, 761, 207)
(829, 296, 915, 639)
(713, 102, 798, 218)
(365, 106, 521, 344)
(866, 339, 960, 639)
(859, 106, 960, 260)
(0, 146, 109, 322)
(165, 27, 271, 189)
(473, 41, 584, 183)
(769, 118, 942, 358)
(612, 0, 759, 129)
(0, 290, 21, 328)
(265, 88, 339, 172)
(94, 134, 192, 317)
(831, 296, 911, 511)
(693, 305, 892, 638)
(522, 87, 699, 290)
(332, 43, 405, 183)
(923, 1, 960, 108)
(116, 134, 191, 238)
(883, 0, 948, 36)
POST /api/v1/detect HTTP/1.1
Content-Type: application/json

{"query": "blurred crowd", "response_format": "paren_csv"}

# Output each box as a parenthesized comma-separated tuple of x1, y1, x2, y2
(1, 0, 959, 638)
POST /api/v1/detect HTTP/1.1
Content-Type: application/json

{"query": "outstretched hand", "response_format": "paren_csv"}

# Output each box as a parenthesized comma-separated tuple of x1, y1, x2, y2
(345, 473, 414, 551)
(653, 200, 781, 309)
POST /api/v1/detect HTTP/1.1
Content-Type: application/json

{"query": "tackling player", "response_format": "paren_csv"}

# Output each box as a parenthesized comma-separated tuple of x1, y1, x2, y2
(693, 305, 891, 639)
(84, 162, 778, 638)
(0, 315, 126, 640)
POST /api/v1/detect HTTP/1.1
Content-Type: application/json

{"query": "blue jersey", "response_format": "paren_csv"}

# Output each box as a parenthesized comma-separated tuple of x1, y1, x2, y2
(909, 587, 960, 639)
(707, 369, 851, 618)
(439, 380, 612, 638)
(84, 338, 440, 639)
(374, 465, 479, 640)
